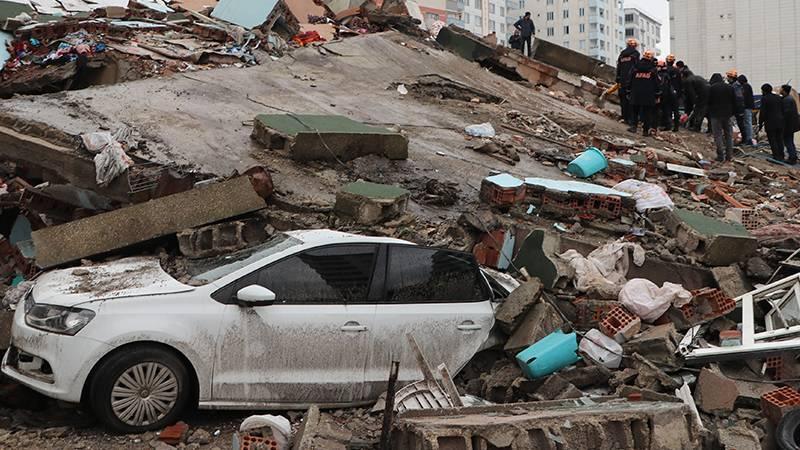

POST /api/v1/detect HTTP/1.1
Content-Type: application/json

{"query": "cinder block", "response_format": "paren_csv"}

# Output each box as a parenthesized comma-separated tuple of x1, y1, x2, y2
(761, 386, 800, 424)
(600, 306, 641, 343)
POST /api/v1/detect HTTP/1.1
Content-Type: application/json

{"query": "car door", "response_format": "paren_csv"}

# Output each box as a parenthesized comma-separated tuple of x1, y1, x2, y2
(363, 245, 494, 398)
(210, 244, 378, 406)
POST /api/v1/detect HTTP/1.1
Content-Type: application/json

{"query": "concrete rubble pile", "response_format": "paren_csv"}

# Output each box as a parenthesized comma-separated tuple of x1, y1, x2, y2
(2, 4, 800, 450)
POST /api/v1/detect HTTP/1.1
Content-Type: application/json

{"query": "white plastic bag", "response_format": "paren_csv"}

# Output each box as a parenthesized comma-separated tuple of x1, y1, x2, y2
(559, 241, 646, 298)
(613, 179, 674, 211)
(579, 328, 622, 369)
(619, 278, 692, 322)
(81, 132, 115, 154)
(94, 141, 133, 186)
(464, 122, 496, 137)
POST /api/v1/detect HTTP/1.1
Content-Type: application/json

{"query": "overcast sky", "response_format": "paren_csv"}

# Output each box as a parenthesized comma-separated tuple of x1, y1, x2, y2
(625, 0, 670, 54)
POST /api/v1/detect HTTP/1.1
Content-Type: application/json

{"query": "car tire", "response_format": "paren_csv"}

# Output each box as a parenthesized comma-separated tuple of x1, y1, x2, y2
(778, 409, 800, 450)
(89, 346, 191, 433)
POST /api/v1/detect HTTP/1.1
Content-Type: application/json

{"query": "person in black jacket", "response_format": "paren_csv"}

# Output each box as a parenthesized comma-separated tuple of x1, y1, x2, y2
(656, 60, 675, 131)
(758, 84, 785, 161)
(627, 50, 660, 136)
(683, 70, 709, 132)
(665, 54, 682, 131)
(513, 12, 535, 57)
(738, 75, 755, 145)
(726, 70, 747, 144)
(780, 85, 800, 164)
(509, 30, 522, 50)
(707, 73, 737, 161)
(616, 38, 640, 126)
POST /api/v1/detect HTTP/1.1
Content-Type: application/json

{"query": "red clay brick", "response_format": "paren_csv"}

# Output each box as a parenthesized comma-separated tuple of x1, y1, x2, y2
(761, 386, 800, 424)
(600, 306, 641, 343)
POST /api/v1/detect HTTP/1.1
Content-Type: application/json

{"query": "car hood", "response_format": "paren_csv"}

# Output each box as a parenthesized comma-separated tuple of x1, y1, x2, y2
(32, 257, 194, 307)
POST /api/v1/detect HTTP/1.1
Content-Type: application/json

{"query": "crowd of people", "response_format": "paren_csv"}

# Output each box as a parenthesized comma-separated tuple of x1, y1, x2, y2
(616, 38, 800, 164)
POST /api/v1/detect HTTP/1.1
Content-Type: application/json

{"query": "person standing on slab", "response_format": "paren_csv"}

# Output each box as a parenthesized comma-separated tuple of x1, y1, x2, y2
(758, 84, 785, 161)
(780, 84, 800, 165)
(707, 73, 737, 162)
(514, 12, 535, 57)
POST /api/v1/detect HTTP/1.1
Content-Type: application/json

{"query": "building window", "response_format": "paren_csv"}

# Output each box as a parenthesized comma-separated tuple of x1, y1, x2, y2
(579, 23, 585, 32)
(626, 28, 634, 37)
(500, 23, 504, 32)
(625, 13, 633, 22)
(473, 0, 479, 8)
(579, 39, 586, 49)
(499, 7, 504, 16)
(563, 9, 568, 18)
(546, 0, 553, 4)
(547, 11, 554, 20)
(547, 27, 554, 36)
(465, 13, 470, 23)
(490, 19, 495, 31)
(563, 25, 569, 34)
(579, 7, 584, 16)
(489, 3, 494, 14)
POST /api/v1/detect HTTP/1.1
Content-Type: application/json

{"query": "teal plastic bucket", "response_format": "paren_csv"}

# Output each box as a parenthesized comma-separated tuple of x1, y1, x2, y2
(567, 147, 608, 178)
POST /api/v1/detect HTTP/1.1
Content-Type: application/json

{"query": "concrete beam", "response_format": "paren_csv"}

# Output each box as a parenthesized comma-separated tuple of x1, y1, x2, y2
(32, 176, 266, 268)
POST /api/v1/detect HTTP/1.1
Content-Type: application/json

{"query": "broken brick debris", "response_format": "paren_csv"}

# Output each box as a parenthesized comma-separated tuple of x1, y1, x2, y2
(493, 277, 543, 335)
(177, 216, 269, 258)
(252, 114, 409, 162)
(599, 305, 641, 343)
(334, 181, 410, 225)
(31, 175, 267, 268)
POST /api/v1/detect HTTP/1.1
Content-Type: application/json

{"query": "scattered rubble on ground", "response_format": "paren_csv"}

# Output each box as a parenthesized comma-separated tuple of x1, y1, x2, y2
(2, 0, 800, 447)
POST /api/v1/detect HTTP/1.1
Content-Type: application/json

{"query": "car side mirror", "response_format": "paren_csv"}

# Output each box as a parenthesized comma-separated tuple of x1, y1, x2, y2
(235, 285, 276, 307)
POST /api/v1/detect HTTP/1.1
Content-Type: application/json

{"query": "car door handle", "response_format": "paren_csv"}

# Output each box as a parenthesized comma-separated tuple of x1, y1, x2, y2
(341, 321, 368, 332)
(457, 320, 482, 331)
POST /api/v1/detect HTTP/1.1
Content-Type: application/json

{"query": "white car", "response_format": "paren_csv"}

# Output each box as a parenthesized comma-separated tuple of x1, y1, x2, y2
(2, 230, 496, 432)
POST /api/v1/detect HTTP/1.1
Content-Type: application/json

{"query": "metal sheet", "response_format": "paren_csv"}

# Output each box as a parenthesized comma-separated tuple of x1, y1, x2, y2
(211, 0, 278, 29)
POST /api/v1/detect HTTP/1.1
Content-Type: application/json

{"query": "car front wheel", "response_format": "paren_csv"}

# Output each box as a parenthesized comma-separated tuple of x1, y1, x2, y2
(89, 346, 191, 433)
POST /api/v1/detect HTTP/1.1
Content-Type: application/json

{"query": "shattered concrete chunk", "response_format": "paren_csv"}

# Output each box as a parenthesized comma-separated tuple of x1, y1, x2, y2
(695, 367, 737, 415)
(711, 265, 752, 299)
(560, 365, 613, 389)
(494, 278, 544, 335)
(503, 299, 564, 354)
(631, 353, 680, 393)
(532, 374, 583, 401)
(622, 324, 681, 369)
(717, 424, 761, 450)
(334, 181, 410, 225)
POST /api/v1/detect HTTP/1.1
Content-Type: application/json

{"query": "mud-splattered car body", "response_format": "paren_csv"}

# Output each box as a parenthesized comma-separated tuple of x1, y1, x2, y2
(2, 230, 496, 414)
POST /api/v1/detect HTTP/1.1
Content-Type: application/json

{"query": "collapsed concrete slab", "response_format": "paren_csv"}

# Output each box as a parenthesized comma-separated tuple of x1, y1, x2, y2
(32, 176, 267, 268)
(391, 399, 701, 450)
(252, 114, 408, 162)
(494, 277, 543, 335)
(504, 299, 564, 354)
(177, 217, 269, 259)
(334, 181, 410, 225)
(663, 209, 757, 266)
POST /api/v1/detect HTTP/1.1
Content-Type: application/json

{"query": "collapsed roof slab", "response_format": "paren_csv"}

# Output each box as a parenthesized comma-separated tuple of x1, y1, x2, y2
(31, 175, 266, 268)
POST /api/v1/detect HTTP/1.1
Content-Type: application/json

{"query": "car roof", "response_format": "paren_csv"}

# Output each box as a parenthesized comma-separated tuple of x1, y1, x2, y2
(284, 229, 414, 247)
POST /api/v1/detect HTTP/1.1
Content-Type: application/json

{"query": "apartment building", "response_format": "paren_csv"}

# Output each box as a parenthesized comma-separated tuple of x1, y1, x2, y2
(670, 0, 800, 88)
(624, 7, 661, 56)
(437, 0, 512, 45)
(518, 0, 626, 63)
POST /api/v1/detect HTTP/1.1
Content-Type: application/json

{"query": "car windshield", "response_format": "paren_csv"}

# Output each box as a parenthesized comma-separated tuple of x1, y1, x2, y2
(186, 233, 302, 284)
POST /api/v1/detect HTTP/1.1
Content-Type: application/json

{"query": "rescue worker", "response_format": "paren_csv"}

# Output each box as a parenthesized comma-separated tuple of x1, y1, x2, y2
(738, 74, 755, 145)
(780, 84, 800, 164)
(513, 12, 535, 57)
(616, 38, 640, 126)
(707, 73, 737, 162)
(627, 49, 660, 136)
(665, 54, 682, 131)
(726, 70, 747, 145)
(683, 69, 709, 132)
(656, 60, 675, 131)
(758, 84, 785, 161)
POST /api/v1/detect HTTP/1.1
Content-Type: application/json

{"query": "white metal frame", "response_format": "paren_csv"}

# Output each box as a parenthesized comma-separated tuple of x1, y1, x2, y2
(684, 273, 800, 362)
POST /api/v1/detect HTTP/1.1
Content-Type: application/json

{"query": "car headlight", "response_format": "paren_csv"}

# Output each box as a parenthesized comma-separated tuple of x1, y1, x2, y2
(25, 304, 95, 336)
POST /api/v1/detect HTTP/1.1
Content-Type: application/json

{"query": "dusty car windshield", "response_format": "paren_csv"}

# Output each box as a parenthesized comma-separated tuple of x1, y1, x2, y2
(187, 233, 302, 283)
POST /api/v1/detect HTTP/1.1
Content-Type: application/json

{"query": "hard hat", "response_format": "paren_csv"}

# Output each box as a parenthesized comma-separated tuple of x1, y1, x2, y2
(666, 54, 676, 63)
(726, 69, 738, 78)
(643, 50, 655, 60)
(626, 38, 638, 47)
(657, 59, 666, 67)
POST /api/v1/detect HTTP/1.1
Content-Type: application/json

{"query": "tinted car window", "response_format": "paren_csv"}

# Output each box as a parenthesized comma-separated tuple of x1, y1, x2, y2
(213, 245, 377, 304)
(385, 246, 488, 303)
